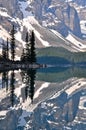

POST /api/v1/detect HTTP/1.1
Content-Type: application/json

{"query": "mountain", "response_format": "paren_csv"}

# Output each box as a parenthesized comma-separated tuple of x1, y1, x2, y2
(0, 0, 86, 56)
(32, 0, 81, 37)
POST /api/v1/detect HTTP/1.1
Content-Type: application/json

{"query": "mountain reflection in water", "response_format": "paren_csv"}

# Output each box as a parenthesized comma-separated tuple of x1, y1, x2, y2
(0, 67, 86, 130)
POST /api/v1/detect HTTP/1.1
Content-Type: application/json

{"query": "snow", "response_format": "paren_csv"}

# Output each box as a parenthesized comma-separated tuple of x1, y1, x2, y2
(47, 120, 59, 125)
(65, 0, 73, 2)
(34, 29, 50, 47)
(0, 110, 7, 116)
(18, 0, 51, 47)
(0, 25, 10, 40)
(15, 31, 26, 47)
(15, 84, 25, 97)
(47, 103, 54, 107)
(66, 32, 86, 51)
(0, 8, 9, 17)
(18, 1, 33, 18)
(34, 82, 50, 99)
(51, 29, 65, 41)
(80, 20, 86, 34)
(65, 79, 86, 96)
(79, 96, 86, 110)
(41, 102, 47, 109)
(22, 16, 51, 47)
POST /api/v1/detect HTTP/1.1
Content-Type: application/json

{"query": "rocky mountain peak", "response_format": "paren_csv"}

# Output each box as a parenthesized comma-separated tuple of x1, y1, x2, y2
(31, 0, 81, 37)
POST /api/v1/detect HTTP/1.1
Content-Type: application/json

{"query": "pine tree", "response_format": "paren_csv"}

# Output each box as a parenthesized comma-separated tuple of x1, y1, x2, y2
(30, 31, 36, 63)
(10, 25, 15, 61)
(29, 69, 36, 103)
(22, 31, 36, 63)
(2, 41, 7, 61)
(21, 48, 25, 62)
(6, 38, 9, 60)
(25, 32, 31, 62)
(10, 71, 15, 107)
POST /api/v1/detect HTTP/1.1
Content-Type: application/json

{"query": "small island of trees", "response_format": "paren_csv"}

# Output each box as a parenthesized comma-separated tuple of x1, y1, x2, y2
(0, 25, 42, 70)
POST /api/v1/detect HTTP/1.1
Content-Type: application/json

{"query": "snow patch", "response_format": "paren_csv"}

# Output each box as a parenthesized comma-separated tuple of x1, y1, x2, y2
(34, 82, 50, 99)
(65, 79, 86, 96)
(79, 96, 86, 110)
(18, 1, 33, 18)
(23, 16, 51, 47)
(80, 20, 86, 34)
(0, 110, 7, 116)
(66, 32, 86, 51)
(0, 8, 9, 17)
(51, 29, 65, 41)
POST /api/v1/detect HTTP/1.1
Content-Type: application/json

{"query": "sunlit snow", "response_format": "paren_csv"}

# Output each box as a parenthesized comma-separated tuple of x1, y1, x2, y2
(34, 82, 50, 99)
(66, 32, 86, 51)
(19, 1, 33, 18)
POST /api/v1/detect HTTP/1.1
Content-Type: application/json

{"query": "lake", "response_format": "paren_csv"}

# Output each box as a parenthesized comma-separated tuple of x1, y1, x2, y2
(0, 66, 86, 130)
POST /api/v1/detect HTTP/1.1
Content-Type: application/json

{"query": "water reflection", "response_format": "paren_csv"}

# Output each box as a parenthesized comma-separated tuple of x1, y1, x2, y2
(0, 67, 86, 130)
(0, 69, 36, 107)
(10, 71, 15, 107)
(2, 71, 8, 91)
(20, 69, 36, 103)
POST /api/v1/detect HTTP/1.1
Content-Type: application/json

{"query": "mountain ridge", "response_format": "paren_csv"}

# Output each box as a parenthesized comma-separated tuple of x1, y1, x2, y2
(0, 0, 86, 56)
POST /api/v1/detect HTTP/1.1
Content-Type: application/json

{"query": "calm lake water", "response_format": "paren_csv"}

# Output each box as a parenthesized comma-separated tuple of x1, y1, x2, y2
(0, 66, 86, 130)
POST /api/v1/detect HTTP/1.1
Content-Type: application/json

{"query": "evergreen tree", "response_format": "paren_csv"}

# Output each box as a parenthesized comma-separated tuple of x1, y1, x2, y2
(21, 31, 36, 63)
(2, 41, 7, 61)
(6, 38, 9, 60)
(2, 72, 6, 88)
(20, 69, 36, 103)
(6, 71, 8, 92)
(21, 48, 25, 62)
(30, 31, 36, 63)
(29, 69, 36, 103)
(2, 71, 8, 91)
(10, 71, 15, 107)
(25, 32, 31, 62)
(10, 25, 15, 61)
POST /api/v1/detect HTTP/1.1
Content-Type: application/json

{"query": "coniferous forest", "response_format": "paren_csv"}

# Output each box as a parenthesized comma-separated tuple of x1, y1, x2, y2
(0, 25, 40, 70)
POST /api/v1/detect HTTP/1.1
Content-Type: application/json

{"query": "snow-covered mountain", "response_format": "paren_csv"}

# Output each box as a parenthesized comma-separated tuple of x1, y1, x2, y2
(0, 0, 86, 54)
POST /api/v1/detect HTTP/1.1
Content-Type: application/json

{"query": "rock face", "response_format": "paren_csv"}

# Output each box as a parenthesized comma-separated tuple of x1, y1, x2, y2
(0, 0, 22, 18)
(26, 91, 81, 130)
(32, 0, 81, 37)
(0, 0, 22, 31)
(0, 0, 83, 39)
(73, 0, 86, 6)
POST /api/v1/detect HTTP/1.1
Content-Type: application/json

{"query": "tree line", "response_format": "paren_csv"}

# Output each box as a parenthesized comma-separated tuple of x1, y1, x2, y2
(0, 25, 36, 64)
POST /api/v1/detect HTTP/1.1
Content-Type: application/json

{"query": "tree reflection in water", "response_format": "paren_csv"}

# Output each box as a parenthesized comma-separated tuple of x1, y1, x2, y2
(21, 69, 36, 103)
(10, 70, 15, 107)
(1, 69, 36, 106)
(2, 71, 9, 91)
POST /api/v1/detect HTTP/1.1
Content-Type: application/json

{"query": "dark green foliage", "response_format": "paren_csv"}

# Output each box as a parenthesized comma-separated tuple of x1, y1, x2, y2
(2, 42, 7, 61)
(2, 72, 7, 88)
(6, 38, 9, 60)
(29, 69, 36, 103)
(10, 25, 15, 61)
(21, 69, 36, 103)
(25, 32, 31, 62)
(10, 71, 15, 107)
(21, 30, 36, 63)
(2, 71, 8, 91)
(30, 31, 36, 63)
(21, 48, 26, 62)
